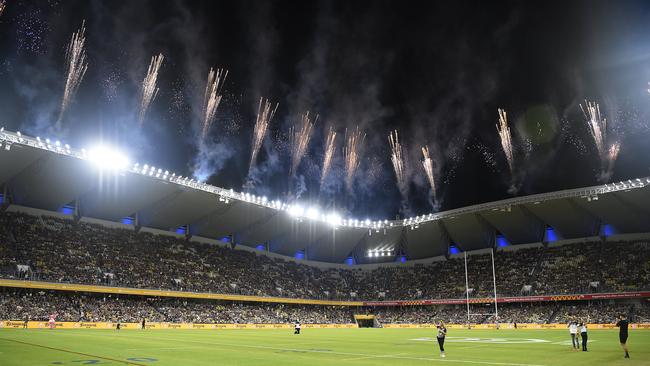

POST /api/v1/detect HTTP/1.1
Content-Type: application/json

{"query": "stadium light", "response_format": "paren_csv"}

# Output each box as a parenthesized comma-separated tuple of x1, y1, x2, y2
(288, 205, 304, 217)
(87, 146, 129, 170)
(306, 207, 319, 220)
(326, 213, 342, 227)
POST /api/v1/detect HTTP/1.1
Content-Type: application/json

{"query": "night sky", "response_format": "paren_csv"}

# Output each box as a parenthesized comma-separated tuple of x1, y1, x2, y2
(1, 0, 650, 220)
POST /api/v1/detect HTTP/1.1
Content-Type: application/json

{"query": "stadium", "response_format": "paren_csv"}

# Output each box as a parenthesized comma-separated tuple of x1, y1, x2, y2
(2, 1, 650, 365)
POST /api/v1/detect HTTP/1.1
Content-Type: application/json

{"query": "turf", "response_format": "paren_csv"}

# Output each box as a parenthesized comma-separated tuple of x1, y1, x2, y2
(0, 328, 648, 366)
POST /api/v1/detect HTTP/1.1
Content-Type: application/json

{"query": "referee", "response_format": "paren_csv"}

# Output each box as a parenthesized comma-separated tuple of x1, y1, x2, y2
(436, 321, 447, 358)
(616, 314, 630, 359)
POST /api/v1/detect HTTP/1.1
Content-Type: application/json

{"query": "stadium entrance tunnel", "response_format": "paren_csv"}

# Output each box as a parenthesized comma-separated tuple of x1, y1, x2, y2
(354, 314, 376, 328)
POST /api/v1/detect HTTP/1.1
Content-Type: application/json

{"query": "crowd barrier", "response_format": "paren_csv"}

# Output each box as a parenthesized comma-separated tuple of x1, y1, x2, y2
(0, 279, 363, 306)
(0, 321, 358, 329)
(2, 321, 649, 330)
(381, 323, 650, 330)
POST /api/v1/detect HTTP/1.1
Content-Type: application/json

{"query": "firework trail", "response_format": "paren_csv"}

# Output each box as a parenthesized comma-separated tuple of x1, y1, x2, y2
(138, 53, 164, 127)
(0, 0, 6, 17)
(201, 67, 228, 141)
(389, 130, 407, 190)
(289, 111, 317, 177)
(343, 126, 365, 193)
(496, 108, 514, 174)
(249, 97, 278, 173)
(580, 100, 620, 181)
(57, 21, 88, 127)
(421, 146, 436, 195)
(320, 127, 337, 186)
(580, 100, 607, 161)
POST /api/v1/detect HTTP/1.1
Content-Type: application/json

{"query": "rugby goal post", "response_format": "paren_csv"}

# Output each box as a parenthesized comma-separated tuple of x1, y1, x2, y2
(464, 249, 499, 324)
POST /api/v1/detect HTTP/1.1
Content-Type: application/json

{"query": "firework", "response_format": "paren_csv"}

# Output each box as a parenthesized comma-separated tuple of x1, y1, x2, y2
(249, 97, 278, 172)
(201, 67, 228, 140)
(57, 21, 88, 125)
(580, 100, 622, 182)
(389, 130, 406, 190)
(289, 112, 317, 177)
(608, 142, 620, 164)
(343, 126, 365, 193)
(496, 108, 514, 174)
(580, 100, 608, 161)
(138, 53, 164, 127)
(320, 127, 337, 186)
(421, 146, 436, 195)
(0, 0, 6, 17)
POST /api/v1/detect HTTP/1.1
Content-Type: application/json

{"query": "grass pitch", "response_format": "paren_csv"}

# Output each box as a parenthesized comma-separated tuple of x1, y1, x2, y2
(0, 328, 648, 366)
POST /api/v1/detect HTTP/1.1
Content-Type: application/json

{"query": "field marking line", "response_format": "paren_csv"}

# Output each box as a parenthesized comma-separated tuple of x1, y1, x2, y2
(104, 333, 547, 366)
(0, 337, 147, 366)
(341, 352, 408, 362)
(124, 346, 206, 351)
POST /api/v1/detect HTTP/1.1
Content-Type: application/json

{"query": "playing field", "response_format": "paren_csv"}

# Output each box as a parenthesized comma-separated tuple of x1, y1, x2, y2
(0, 328, 648, 366)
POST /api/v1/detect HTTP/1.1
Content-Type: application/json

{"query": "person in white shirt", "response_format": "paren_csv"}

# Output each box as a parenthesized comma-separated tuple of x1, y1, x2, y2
(568, 321, 579, 350)
(579, 321, 588, 351)
(294, 320, 301, 334)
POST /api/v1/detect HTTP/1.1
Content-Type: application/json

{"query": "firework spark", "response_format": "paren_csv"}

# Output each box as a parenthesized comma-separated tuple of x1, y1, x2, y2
(389, 130, 406, 190)
(343, 126, 365, 193)
(249, 97, 278, 172)
(0, 0, 6, 17)
(201, 67, 228, 141)
(138, 53, 164, 127)
(580, 100, 621, 181)
(320, 127, 337, 186)
(57, 21, 88, 126)
(421, 146, 436, 195)
(289, 112, 317, 177)
(496, 108, 514, 174)
(580, 100, 610, 161)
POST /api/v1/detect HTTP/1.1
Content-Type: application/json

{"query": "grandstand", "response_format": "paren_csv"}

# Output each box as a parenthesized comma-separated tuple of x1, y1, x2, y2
(1, 130, 650, 365)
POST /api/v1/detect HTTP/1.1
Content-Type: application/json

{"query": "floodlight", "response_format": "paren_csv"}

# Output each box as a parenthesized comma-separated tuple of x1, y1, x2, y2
(87, 146, 129, 170)
(306, 207, 319, 219)
(288, 205, 304, 217)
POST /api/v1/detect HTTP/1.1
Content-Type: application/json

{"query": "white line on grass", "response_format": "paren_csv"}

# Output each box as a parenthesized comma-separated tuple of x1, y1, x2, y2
(101, 333, 547, 366)
(341, 352, 408, 362)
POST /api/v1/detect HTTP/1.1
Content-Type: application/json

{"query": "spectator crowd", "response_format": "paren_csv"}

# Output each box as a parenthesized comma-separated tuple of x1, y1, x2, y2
(1, 289, 645, 325)
(0, 212, 649, 302)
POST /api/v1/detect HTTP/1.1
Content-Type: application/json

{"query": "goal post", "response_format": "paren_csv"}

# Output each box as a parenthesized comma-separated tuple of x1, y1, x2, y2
(464, 248, 499, 324)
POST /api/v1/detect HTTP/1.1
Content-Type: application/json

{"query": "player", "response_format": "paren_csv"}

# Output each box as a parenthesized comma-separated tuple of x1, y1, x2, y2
(513, 322, 517, 329)
(294, 320, 301, 334)
(116, 321, 121, 330)
(23, 315, 28, 329)
(578, 321, 588, 351)
(141, 317, 146, 330)
(48, 313, 57, 330)
(616, 314, 630, 359)
(436, 320, 447, 358)
(568, 320, 579, 351)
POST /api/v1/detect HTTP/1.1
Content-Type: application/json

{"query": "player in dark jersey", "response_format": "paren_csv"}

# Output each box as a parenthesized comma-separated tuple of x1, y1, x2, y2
(616, 314, 630, 359)
(141, 318, 146, 330)
(436, 321, 447, 358)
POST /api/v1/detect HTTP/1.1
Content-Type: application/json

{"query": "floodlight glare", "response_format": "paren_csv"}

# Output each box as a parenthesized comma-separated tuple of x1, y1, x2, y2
(87, 146, 129, 170)
(306, 207, 319, 219)
(288, 205, 304, 217)
(326, 213, 342, 226)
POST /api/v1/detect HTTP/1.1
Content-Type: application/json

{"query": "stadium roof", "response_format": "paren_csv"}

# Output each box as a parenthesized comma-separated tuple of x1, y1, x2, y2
(1, 129, 650, 264)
